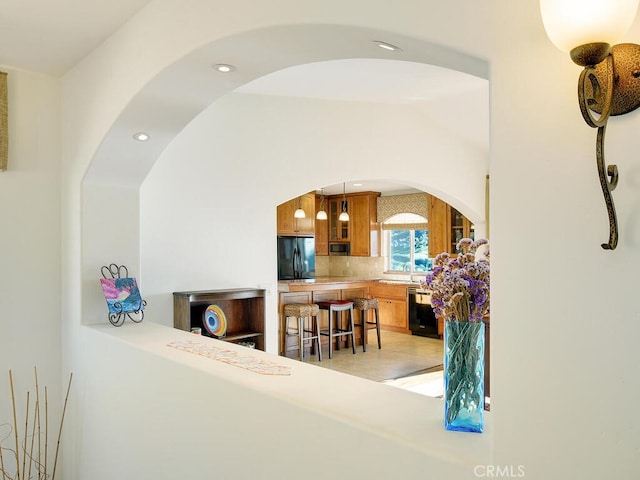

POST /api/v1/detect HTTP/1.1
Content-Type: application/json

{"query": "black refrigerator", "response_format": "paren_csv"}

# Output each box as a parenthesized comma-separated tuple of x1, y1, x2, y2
(277, 236, 315, 280)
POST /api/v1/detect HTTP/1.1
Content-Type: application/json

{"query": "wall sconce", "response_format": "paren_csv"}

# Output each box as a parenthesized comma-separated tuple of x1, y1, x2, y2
(316, 188, 328, 220)
(294, 196, 306, 219)
(541, 0, 640, 250)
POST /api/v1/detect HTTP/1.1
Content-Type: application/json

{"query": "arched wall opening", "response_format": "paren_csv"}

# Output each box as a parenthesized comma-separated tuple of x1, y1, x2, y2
(81, 24, 489, 356)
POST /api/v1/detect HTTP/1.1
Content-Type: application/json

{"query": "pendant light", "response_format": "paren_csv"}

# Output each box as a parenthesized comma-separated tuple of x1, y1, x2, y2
(338, 183, 349, 222)
(294, 196, 306, 219)
(316, 188, 328, 220)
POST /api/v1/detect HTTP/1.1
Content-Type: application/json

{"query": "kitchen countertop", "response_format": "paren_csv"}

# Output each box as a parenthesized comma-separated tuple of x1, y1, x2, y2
(278, 277, 424, 292)
(278, 276, 379, 292)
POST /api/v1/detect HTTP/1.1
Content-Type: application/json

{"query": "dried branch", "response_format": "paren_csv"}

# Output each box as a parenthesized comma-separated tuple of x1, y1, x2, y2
(0, 429, 6, 480)
(21, 392, 29, 477)
(28, 397, 37, 480)
(44, 386, 48, 480)
(34, 367, 41, 480)
(9, 371, 20, 480)
(1, 369, 71, 480)
(51, 373, 72, 480)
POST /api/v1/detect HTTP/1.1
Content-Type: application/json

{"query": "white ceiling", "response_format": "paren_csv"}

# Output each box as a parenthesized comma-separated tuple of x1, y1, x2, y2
(0, 0, 152, 75)
(2, 4, 489, 197)
(236, 58, 487, 104)
(236, 58, 489, 196)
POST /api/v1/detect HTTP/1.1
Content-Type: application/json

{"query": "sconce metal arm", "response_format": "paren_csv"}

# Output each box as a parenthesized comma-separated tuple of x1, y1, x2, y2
(595, 125, 619, 250)
(578, 56, 614, 128)
(578, 55, 619, 250)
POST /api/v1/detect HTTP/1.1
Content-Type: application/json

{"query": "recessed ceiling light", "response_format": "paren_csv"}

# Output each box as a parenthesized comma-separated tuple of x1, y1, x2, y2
(213, 64, 235, 73)
(373, 41, 402, 52)
(353, 183, 363, 187)
(133, 132, 150, 142)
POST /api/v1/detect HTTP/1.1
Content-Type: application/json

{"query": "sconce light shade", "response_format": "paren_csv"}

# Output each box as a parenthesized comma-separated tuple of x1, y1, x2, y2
(540, 0, 639, 54)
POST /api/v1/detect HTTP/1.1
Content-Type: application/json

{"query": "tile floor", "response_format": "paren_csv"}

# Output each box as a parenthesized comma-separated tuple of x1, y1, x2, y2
(305, 329, 444, 383)
(304, 330, 489, 408)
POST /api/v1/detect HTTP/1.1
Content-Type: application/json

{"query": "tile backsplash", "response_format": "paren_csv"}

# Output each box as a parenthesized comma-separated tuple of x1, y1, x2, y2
(316, 256, 422, 282)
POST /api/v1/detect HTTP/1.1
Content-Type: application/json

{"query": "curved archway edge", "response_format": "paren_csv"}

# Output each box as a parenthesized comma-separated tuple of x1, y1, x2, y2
(84, 23, 488, 187)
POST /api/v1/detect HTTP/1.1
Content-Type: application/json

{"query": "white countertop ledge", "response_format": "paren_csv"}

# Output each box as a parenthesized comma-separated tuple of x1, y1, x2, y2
(87, 321, 490, 472)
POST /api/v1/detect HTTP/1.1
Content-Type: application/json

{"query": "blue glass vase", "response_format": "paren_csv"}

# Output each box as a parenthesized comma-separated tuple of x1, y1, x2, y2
(444, 320, 485, 433)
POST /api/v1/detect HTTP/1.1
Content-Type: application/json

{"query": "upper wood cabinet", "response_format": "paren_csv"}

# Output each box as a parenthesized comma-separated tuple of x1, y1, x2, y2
(315, 194, 329, 256)
(329, 197, 350, 241)
(328, 191, 380, 257)
(277, 192, 315, 236)
(349, 192, 380, 257)
(277, 190, 380, 257)
(449, 207, 474, 253)
(428, 195, 448, 256)
(428, 194, 473, 256)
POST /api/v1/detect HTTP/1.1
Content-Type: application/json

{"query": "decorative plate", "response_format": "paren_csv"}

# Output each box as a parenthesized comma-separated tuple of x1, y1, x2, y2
(203, 304, 227, 338)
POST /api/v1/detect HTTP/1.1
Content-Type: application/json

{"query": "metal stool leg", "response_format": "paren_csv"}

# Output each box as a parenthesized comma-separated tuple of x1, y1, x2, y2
(313, 315, 322, 361)
(374, 307, 381, 349)
(348, 305, 356, 354)
(334, 307, 341, 352)
(298, 316, 305, 361)
(360, 309, 368, 352)
(328, 308, 334, 359)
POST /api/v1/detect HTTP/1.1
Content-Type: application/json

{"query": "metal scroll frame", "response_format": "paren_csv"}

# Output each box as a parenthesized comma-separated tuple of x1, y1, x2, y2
(100, 263, 147, 326)
(575, 43, 640, 250)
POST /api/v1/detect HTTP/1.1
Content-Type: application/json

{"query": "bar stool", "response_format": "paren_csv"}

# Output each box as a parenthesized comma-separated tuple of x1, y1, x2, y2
(283, 303, 322, 362)
(353, 297, 381, 352)
(317, 300, 356, 359)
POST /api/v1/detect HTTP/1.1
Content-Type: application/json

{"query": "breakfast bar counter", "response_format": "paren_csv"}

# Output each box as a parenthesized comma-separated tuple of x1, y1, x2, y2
(278, 276, 379, 293)
(278, 277, 380, 357)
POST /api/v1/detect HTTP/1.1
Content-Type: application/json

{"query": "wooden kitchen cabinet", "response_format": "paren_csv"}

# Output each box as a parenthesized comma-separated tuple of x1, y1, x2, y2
(277, 192, 315, 236)
(449, 207, 474, 253)
(329, 197, 350, 241)
(428, 194, 473, 256)
(428, 194, 449, 256)
(369, 283, 409, 333)
(349, 192, 380, 257)
(173, 288, 265, 350)
(378, 297, 408, 332)
(328, 191, 380, 256)
(315, 194, 329, 256)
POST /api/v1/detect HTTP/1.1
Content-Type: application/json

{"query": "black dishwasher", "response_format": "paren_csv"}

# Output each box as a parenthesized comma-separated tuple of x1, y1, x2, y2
(408, 287, 439, 338)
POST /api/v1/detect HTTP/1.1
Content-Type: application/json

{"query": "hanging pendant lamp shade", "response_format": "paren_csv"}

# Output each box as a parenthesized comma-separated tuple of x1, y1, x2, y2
(294, 196, 306, 219)
(316, 189, 328, 220)
(338, 183, 349, 222)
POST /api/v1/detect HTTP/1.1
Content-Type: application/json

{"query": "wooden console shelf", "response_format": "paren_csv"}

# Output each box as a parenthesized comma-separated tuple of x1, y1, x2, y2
(173, 288, 265, 351)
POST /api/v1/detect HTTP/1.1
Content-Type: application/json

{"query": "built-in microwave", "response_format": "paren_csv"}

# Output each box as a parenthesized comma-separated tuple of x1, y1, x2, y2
(329, 242, 350, 256)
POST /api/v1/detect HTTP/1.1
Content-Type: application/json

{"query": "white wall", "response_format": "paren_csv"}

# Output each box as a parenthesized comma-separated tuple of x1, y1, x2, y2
(490, 2, 640, 477)
(0, 66, 62, 466)
(140, 92, 488, 353)
(51, 0, 640, 479)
